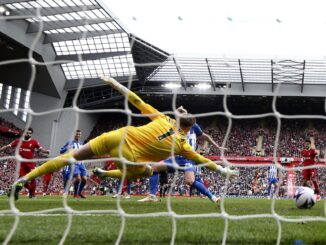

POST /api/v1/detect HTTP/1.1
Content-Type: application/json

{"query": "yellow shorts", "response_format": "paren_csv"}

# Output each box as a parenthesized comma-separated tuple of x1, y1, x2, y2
(89, 128, 147, 174)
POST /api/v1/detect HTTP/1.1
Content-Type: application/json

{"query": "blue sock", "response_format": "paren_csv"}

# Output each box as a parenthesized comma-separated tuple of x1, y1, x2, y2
(78, 181, 86, 195)
(127, 182, 131, 195)
(189, 186, 193, 197)
(74, 180, 80, 195)
(116, 181, 121, 194)
(149, 172, 159, 195)
(267, 184, 272, 196)
(191, 180, 213, 199)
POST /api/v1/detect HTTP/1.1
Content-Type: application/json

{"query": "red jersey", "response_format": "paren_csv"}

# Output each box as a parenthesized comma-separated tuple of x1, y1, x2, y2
(10, 138, 41, 162)
(105, 160, 117, 170)
(302, 148, 317, 166)
(203, 179, 209, 188)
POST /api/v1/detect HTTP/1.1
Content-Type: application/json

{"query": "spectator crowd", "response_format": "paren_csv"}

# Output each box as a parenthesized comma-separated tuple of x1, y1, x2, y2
(0, 116, 325, 198)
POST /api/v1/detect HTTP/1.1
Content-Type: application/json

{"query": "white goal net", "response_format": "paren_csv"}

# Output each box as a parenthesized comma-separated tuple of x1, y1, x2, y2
(0, 1, 325, 245)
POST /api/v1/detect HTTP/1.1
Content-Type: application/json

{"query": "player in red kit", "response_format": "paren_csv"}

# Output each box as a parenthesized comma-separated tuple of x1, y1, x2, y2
(0, 128, 49, 199)
(42, 172, 52, 196)
(105, 160, 131, 198)
(301, 139, 321, 201)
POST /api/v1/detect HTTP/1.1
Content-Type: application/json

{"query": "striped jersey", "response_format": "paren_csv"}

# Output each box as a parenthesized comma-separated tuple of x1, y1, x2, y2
(60, 139, 84, 165)
(186, 123, 203, 151)
(268, 165, 278, 179)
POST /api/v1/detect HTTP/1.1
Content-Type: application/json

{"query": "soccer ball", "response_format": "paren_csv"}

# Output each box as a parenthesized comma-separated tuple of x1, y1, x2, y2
(294, 187, 316, 209)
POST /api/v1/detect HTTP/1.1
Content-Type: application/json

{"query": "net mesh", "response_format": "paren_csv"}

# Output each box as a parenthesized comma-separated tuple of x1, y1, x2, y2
(0, 1, 325, 245)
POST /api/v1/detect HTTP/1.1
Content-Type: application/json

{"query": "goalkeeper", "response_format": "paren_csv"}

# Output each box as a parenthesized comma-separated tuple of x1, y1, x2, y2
(11, 77, 238, 199)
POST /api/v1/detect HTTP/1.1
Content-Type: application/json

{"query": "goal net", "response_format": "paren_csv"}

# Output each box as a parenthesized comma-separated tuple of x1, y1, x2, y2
(0, 0, 325, 244)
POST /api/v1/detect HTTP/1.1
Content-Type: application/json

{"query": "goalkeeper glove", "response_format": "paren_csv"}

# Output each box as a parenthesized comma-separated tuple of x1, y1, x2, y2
(217, 165, 239, 181)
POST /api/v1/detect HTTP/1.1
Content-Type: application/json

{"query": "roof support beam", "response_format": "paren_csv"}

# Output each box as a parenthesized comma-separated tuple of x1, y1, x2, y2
(271, 60, 274, 92)
(55, 51, 129, 62)
(173, 57, 187, 90)
(27, 17, 114, 33)
(1, 0, 30, 4)
(238, 59, 245, 92)
(206, 58, 216, 91)
(142, 83, 326, 97)
(65, 76, 134, 90)
(10, 4, 101, 17)
(43, 29, 123, 44)
(301, 60, 306, 93)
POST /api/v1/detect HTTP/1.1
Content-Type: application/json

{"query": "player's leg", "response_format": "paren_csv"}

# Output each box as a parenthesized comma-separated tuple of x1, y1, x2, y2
(43, 173, 52, 195)
(9, 143, 94, 200)
(72, 164, 82, 198)
(273, 182, 280, 198)
(127, 181, 132, 195)
(94, 164, 152, 180)
(27, 164, 37, 198)
(42, 176, 48, 195)
(13, 130, 128, 197)
(63, 179, 69, 195)
(21, 164, 32, 196)
(29, 179, 36, 199)
(73, 176, 81, 198)
(189, 184, 193, 198)
(267, 179, 272, 199)
(63, 167, 72, 195)
(310, 169, 321, 201)
(184, 169, 219, 203)
(23, 164, 37, 198)
(124, 180, 131, 198)
(159, 185, 163, 199)
(112, 180, 121, 198)
(13, 129, 138, 199)
(302, 169, 309, 187)
(78, 164, 88, 198)
(138, 161, 168, 202)
(21, 129, 127, 184)
(92, 129, 153, 179)
(163, 185, 169, 198)
(63, 174, 68, 193)
(20, 144, 93, 184)
(7, 164, 28, 200)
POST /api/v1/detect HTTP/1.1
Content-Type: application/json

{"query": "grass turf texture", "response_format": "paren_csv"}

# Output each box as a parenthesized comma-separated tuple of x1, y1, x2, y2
(0, 196, 325, 244)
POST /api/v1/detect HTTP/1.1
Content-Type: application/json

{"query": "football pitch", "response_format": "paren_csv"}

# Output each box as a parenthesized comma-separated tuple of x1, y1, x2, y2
(0, 196, 325, 245)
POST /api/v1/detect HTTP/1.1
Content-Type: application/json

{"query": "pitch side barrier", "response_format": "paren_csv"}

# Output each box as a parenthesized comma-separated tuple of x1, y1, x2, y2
(206, 156, 325, 166)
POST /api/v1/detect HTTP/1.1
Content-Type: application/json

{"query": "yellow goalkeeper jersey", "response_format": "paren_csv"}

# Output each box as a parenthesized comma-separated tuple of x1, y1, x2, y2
(122, 99, 209, 164)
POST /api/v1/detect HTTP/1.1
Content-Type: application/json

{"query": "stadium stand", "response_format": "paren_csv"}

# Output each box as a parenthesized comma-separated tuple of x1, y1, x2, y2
(1, 115, 325, 198)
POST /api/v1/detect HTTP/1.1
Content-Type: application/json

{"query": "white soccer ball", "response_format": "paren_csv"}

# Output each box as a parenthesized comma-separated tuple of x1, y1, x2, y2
(294, 187, 316, 209)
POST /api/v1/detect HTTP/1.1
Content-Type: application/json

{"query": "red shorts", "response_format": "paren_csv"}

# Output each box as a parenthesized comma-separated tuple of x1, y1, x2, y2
(302, 168, 317, 180)
(19, 163, 36, 177)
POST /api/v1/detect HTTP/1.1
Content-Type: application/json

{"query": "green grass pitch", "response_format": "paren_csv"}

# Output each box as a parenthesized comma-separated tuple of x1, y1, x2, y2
(0, 195, 325, 244)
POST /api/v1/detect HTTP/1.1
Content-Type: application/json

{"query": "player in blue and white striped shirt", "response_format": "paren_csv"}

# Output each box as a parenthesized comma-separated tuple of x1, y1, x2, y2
(267, 164, 279, 199)
(60, 130, 88, 198)
(139, 107, 226, 203)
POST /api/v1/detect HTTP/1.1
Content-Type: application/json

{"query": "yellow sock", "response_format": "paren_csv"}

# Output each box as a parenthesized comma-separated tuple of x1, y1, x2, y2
(105, 170, 123, 178)
(25, 153, 72, 181)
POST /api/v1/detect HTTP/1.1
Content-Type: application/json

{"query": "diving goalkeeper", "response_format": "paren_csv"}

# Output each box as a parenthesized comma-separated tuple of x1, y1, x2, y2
(10, 77, 238, 199)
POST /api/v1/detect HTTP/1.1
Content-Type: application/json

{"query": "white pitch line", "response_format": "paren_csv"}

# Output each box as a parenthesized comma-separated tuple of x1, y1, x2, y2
(0, 213, 116, 217)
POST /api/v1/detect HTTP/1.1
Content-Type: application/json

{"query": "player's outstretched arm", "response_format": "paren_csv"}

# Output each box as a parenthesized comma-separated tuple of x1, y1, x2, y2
(191, 153, 238, 180)
(181, 143, 238, 180)
(101, 76, 130, 96)
(101, 76, 144, 109)
(101, 76, 161, 119)
(198, 133, 228, 150)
